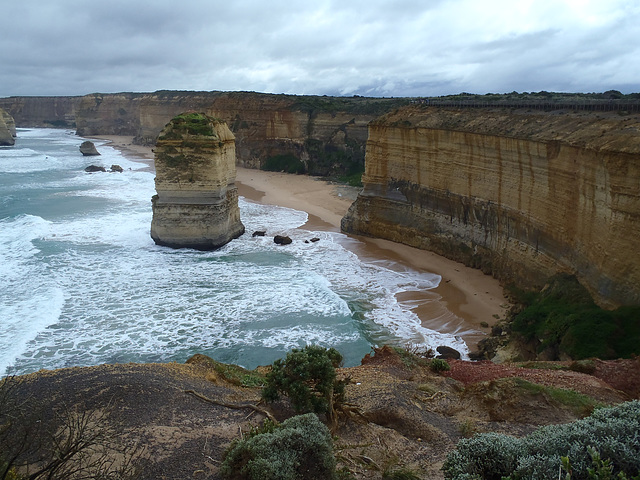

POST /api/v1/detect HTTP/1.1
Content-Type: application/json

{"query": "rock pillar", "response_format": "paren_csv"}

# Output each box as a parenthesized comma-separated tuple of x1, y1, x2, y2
(150, 112, 245, 249)
(0, 108, 16, 146)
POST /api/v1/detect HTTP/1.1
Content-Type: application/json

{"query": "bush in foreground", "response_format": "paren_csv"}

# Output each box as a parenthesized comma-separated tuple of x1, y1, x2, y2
(220, 413, 338, 480)
(443, 400, 640, 480)
(262, 345, 346, 428)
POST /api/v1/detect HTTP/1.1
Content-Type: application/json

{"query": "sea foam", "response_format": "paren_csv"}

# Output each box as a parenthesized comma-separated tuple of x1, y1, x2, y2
(1, 128, 470, 376)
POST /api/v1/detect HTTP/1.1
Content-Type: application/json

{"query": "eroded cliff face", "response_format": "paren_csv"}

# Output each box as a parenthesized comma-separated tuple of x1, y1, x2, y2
(0, 108, 16, 145)
(150, 113, 244, 250)
(71, 91, 406, 174)
(342, 106, 640, 307)
(0, 92, 407, 175)
(0, 96, 79, 128)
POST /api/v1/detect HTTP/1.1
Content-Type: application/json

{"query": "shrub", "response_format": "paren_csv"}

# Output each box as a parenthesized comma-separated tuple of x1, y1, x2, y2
(220, 413, 338, 480)
(262, 345, 345, 428)
(429, 358, 451, 373)
(510, 275, 640, 360)
(443, 432, 526, 480)
(443, 400, 640, 480)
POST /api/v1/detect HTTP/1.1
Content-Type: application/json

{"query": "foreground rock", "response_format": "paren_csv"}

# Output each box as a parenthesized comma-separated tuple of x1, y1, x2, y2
(150, 112, 245, 250)
(79, 140, 100, 156)
(0, 108, 15, 146)
(3, 348, 636, 479)
(85, 165, 106, 172)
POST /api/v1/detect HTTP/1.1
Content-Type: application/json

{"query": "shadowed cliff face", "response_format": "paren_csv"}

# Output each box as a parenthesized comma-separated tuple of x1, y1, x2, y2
(0, 91, 406, 176)
(342, 106, 640, 308)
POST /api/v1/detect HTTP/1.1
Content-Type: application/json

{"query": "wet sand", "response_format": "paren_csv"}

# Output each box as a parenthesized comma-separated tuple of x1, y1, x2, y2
(95, 135, 509, 351)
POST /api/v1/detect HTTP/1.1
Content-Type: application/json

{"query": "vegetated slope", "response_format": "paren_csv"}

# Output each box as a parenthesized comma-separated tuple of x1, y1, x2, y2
(3, 347, 638, 479)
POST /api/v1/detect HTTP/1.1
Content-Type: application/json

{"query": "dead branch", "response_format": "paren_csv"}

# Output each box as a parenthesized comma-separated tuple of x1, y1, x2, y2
(184, 390, 279, 425)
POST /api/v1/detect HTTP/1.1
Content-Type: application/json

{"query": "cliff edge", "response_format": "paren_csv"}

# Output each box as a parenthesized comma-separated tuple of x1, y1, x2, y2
(342, 106, 640, 308)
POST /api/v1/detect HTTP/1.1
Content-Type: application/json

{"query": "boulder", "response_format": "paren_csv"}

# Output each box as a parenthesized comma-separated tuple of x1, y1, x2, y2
(85, 165, 106, 172)
(274, 235, 292, 245)
(436, 346, 461, 360)
(80, 141, 100, 156)
(110, 164, 123, 173)
(252, 231, 266, 237)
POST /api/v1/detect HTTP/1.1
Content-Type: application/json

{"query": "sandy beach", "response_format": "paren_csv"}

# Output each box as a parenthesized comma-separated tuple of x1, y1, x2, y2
(93, 135, 509, 351)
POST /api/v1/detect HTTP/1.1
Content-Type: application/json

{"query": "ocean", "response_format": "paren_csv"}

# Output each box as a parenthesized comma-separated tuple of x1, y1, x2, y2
(0, 128, 468, 376)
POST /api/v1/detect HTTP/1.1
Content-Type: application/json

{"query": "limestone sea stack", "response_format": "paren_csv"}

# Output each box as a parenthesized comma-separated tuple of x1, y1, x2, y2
(0, 108, 16, 146)
(150, 112, 245, 250)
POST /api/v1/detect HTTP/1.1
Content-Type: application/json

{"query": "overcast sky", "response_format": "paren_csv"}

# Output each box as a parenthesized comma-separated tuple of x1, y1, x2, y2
(2, 0, 639, 98)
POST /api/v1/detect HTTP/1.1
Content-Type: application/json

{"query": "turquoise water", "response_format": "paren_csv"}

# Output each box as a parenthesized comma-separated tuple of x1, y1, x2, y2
(0, 128, 465, 376)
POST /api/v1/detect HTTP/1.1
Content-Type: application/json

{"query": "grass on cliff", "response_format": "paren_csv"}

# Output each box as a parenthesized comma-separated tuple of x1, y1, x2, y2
(510, 274, 640, 360)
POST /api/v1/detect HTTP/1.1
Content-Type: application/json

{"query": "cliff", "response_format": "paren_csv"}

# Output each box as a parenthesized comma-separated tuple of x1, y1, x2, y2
(0, 96, 80, 128)
(0, 108, 15, 145)
(150, 113, 245, 250)
(1, 92, 409, 175)
(342, 106, 640, 308)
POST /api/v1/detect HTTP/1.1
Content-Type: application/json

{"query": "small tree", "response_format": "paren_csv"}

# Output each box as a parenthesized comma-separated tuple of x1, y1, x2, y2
(262, 345, 345, 429)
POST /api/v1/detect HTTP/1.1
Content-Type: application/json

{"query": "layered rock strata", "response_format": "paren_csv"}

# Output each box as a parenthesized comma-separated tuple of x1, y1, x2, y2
(1, 92, 409, 175)
(150, 113, 245, 250)
(0, 96, 79, 128)
(0, 108, 16, 145)
(342, 106, 640, 307)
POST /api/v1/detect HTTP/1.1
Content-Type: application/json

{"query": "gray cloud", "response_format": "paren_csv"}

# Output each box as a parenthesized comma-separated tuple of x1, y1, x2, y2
(1, 0, 639, 97)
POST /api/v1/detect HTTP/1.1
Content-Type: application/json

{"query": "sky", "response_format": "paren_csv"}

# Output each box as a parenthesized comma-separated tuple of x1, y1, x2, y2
(1, 0, 639, 98)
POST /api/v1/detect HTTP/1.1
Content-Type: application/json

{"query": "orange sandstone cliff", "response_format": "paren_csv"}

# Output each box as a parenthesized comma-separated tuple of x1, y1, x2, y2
(342, 106, 640, 308)
(0, 92, 408, 175)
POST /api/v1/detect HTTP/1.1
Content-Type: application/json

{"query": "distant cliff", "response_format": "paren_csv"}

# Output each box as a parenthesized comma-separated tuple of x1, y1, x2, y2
(0, 92, 409, 176)
(342, 106, 640, 308)
(0, 96, 80, 128)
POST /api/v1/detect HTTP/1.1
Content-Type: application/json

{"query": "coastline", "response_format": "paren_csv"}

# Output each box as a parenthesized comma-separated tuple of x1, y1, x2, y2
(95, 135, 509, 351)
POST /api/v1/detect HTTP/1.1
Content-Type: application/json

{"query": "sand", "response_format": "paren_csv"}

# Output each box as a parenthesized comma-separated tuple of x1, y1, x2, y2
(95, 135, 510, 352)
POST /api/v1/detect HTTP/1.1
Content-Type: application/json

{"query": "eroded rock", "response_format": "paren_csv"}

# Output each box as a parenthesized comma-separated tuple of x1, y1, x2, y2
(150, 112, 245, 250)
(80, 140, 100, 156)
(0, 108, 15, 146)
(274, 235, 292, 245)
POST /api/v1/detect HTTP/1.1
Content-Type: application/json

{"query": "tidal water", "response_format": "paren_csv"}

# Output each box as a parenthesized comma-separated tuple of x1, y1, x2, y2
(0, 128, 467, 376)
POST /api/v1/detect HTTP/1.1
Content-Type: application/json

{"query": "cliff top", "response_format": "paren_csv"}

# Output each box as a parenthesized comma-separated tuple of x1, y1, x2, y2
(157, 112, 234, 142)
(3, 348, 638, 479)
(374, 105, 640, 154)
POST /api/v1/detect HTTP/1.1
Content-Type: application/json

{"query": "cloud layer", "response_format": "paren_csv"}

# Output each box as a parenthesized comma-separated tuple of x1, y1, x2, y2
(2, 0, 639, 97)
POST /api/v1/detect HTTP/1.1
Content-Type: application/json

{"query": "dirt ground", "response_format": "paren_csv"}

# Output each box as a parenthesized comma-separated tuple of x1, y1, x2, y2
(5, 350, 639, 479)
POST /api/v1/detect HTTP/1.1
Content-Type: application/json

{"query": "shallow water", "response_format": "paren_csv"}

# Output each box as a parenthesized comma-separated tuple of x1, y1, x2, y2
(0, 128, 468, 376)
